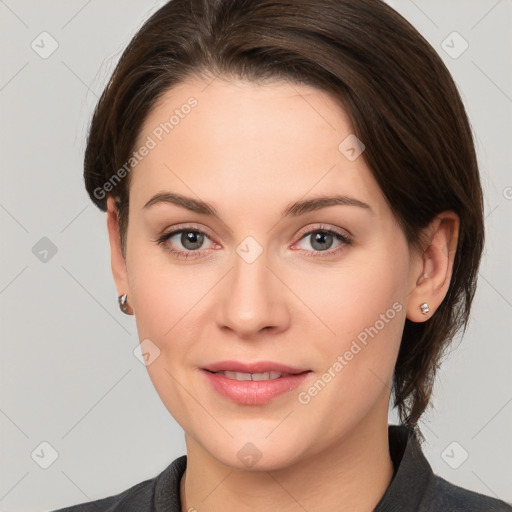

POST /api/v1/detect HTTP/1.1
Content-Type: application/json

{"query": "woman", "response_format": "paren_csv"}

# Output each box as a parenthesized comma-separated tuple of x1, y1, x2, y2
(53, 0, 511, 510)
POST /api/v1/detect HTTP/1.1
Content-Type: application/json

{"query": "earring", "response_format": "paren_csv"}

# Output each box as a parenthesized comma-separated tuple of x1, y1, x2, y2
(118, 293, 132, 315)
(420, 303, 430, 315)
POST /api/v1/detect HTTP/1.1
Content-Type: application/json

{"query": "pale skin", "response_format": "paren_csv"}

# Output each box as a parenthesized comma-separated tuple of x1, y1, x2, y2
(105, 76, 459, 512)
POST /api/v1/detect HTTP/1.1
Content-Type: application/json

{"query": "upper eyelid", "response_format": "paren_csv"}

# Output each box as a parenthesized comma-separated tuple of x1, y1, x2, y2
(294, 223, 351, 240)
(161, 223, 216, 242)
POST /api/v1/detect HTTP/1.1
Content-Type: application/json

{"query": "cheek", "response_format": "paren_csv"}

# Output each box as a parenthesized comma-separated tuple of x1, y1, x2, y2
(296, 242, 408, 339)
(129, 264, 204, 342)
(126, 249, 207, 423)
(297, 240, 409, 396)
(125, 227, 208, 336)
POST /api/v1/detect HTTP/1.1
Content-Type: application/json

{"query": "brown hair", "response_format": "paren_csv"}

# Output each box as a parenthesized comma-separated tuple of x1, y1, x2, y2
(84, 0, 484, 435)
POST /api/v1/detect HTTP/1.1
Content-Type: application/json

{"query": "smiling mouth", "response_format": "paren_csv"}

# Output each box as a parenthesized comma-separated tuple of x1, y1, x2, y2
(201, 368, 312, 405)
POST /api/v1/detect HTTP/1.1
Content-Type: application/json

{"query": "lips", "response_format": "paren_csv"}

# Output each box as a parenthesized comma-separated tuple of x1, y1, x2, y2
(200, 360, 312, 405)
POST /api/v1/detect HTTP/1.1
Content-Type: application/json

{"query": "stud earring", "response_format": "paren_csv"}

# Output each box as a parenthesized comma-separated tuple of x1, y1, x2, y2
(420, 303, 430, 315)
(118, 293, 132, 315)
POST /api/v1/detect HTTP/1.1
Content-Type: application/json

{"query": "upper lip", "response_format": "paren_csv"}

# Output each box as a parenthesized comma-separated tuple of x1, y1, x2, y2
(202, 360, 310, 375)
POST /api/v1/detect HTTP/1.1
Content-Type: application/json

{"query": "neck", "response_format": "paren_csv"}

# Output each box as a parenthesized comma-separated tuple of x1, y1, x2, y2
(180, 413, 394, 512)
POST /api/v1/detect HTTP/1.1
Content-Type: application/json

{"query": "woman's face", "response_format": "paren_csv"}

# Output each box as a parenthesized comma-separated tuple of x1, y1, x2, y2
(109, 76, 424, 470)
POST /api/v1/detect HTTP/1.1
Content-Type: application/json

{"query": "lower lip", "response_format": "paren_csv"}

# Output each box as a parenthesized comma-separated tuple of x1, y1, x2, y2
(201, 370, 311, 405)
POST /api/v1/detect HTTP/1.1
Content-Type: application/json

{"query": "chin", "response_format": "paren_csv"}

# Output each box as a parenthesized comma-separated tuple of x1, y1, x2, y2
(195, 428, 312, 473)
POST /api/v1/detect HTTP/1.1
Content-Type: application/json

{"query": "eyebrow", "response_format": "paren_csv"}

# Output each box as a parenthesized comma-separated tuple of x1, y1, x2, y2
(143, 192, 372, 217)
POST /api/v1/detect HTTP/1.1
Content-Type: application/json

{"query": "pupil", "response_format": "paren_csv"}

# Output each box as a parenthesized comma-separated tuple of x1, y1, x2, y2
(182, 231, 204, 250)
(312, 231, 333, 251)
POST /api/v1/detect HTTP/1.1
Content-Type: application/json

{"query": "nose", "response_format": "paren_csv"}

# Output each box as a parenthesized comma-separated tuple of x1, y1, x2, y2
(215, 247, 291, 340)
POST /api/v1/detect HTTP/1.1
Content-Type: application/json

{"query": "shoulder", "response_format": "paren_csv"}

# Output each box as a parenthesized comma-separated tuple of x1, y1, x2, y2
(379, 425, 511, 511)
(50, 455, 187, 512)
(427, 475, 512, 512)
(49, 477, 156, 512)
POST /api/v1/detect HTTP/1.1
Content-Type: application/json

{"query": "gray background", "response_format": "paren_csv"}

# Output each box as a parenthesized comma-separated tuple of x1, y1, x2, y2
(1, 0, 511, 510)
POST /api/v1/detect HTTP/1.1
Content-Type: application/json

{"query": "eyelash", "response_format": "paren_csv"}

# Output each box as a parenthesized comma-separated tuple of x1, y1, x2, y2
(152, 223, 352, 260)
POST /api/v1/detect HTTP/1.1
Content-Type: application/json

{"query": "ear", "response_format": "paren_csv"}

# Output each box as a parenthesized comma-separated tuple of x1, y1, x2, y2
(406, 211, 459, 322)
(106, 196, 134, 315)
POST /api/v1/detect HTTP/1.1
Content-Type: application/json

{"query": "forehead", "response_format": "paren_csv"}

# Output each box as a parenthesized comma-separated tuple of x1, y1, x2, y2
(129, 76, 384, 215)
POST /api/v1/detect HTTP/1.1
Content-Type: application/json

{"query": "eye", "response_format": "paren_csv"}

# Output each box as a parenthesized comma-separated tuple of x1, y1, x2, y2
(153, 226, 217, 259)
(292, 224, 352, 258)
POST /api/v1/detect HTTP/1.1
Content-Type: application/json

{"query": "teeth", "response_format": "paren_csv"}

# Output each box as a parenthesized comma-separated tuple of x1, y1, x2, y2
(253, 371, 283, 381)
(225, 371, 252, 381)
(216, 371, 285, 381)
